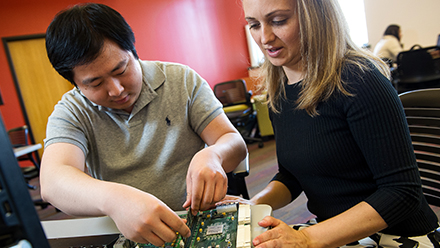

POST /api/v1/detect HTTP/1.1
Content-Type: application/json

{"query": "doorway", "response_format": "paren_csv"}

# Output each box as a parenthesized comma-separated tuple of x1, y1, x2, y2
(3, 34, 73, 157)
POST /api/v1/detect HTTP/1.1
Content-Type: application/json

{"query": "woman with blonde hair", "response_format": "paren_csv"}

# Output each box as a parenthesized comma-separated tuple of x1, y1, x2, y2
(220, 0, 439, 247)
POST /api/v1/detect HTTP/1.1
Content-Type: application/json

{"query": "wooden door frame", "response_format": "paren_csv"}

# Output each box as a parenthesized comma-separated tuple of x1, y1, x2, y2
(2, 34, 46, 159)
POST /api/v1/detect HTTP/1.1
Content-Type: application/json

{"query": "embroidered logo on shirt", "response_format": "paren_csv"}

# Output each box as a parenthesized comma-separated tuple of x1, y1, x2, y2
(166, 116, 171, 126)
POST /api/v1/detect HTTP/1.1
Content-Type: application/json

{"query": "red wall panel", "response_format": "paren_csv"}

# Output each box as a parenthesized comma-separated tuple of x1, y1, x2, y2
(0, 0, 250, 130)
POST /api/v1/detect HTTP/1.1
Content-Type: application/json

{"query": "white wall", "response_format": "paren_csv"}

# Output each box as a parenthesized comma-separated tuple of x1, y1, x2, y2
(364, 0, 440, 50)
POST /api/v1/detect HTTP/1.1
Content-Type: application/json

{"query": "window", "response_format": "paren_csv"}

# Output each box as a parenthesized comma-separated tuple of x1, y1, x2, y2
(245, 24, 265, 68)
(338, 0, 369, 48)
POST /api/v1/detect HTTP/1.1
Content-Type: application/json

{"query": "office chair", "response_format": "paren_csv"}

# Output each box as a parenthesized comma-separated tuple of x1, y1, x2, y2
(214, 79, 264, 148)
(227, 154, 250, 199)
(8, 126, 40, 187)
(394, 45, 440, 93)
(8, 125, 50, 209)
(399, 88, 440, 207)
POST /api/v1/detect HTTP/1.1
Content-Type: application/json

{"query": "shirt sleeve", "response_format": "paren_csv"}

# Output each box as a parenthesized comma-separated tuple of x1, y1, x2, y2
(388, 38, 403, 61)
(182, 65, 224, 135)
(342, 65, 423, 227)
(271, 161, 304, 202)
(44, 90, 90, 156)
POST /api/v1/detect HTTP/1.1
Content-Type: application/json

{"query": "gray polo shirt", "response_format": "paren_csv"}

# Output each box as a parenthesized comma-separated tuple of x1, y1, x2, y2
(44, 60, 223, 210)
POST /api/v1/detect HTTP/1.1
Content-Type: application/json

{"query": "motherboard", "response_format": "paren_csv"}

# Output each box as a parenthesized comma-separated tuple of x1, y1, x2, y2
(111, 203, 251, 248)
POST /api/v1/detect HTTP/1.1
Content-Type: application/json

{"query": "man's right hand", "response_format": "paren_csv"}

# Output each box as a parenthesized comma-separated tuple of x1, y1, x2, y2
(106, 186, 190, 246)
(41, 143, 190, 246)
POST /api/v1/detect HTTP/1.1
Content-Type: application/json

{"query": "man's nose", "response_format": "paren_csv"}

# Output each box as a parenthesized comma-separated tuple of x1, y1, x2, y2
(107, 78, 124, 97)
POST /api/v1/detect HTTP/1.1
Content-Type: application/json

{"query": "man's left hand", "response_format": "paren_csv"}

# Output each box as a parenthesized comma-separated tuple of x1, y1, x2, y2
(182, 149, 227, 215)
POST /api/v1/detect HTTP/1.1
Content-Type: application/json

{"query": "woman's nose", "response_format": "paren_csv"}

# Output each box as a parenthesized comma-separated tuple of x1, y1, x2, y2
(261, 25, 275, 44)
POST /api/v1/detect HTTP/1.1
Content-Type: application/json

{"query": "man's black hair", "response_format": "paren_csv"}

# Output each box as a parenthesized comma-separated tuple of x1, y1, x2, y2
(46, 3, 139, 86)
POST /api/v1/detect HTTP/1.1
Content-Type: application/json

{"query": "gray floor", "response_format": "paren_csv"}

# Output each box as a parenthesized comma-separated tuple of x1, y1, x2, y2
(245, 138, 315, 225)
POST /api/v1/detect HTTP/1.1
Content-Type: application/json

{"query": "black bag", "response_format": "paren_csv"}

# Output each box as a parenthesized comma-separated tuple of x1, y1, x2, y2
(395, 44, 440, 84)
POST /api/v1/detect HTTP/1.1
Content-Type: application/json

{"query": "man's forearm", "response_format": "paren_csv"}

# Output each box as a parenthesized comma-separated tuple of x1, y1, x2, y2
(40, 163, 112, 216)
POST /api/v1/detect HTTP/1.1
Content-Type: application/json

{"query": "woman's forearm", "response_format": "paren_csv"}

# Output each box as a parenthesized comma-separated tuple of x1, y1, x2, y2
(301, 201, 388, 248)
(251, 180, 293, 210)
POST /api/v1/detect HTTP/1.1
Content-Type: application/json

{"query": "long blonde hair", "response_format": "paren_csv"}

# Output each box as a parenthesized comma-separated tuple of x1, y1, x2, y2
(259, 0, 390, 116)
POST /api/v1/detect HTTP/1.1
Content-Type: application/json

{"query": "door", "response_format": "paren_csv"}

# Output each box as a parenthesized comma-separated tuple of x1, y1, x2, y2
(4, 35, 73, 156)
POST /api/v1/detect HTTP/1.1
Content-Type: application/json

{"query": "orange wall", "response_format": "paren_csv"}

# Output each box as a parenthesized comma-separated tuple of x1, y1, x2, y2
(0, 0, 250, 130)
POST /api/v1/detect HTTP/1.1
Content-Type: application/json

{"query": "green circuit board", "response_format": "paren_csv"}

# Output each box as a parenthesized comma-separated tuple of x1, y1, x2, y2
(142, 204, 238, 248)
(112, 203, 240, 248)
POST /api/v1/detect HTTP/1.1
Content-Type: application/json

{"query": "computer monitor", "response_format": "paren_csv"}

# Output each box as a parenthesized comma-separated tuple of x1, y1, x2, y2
(437, 34, 440, 47)
(0, 115, 50, 247)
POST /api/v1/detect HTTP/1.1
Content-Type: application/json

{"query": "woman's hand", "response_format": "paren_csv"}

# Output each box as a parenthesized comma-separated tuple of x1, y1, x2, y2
(253, 216, 310, 248)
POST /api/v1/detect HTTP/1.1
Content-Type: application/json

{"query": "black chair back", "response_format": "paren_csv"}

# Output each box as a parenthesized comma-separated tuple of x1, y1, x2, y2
(213, 79, 264, 148)
(8, 125, 39, 168)
(213, 79, 250, 107)
(399, 88, 440, 207)
(8, 125, 30, 148)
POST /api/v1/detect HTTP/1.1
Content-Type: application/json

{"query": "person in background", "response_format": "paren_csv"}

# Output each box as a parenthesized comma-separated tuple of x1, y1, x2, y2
(40, 3, 247, 246)
(374, 24, 403, 66)
(219, 0, 439, 247)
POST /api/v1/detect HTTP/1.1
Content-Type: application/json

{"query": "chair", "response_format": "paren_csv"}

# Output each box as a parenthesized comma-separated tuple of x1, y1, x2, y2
(8, 125, 49, 209)
(394, 45, 440, 93)
(399, 88, 440, 207)
(8, 126, 40, 187)
(214, 79, 264, 148)
(227, 154, 250, 199)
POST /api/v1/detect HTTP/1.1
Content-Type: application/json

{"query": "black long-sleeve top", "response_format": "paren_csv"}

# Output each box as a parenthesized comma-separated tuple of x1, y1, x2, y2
(270, 62, 438, 236)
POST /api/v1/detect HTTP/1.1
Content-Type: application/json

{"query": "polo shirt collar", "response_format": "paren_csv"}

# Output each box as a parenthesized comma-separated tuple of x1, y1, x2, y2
(129, 60, 165, 117)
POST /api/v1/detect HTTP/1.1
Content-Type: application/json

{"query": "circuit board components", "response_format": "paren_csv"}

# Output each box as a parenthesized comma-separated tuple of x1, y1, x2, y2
(112, 203, 252, 248)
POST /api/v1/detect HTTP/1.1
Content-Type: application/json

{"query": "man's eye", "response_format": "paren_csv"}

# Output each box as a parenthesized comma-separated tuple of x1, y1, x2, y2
(92, 82, 102, 88)
(117, 67, 127, 76)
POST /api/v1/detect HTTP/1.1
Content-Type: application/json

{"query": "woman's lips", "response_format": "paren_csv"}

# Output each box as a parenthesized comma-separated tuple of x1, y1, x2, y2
(266, 47, 282, 57)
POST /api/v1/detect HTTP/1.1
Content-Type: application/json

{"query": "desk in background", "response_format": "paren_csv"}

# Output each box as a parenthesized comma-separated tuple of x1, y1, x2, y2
(13, 143, 42, 157)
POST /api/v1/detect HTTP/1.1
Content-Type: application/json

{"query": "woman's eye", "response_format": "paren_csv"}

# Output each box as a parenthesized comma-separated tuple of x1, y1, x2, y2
(273, 19, 287, 25)
(248, 23, 260, 30)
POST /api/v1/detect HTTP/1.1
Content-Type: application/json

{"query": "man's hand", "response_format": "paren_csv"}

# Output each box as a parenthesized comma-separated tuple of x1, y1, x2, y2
(107, 186, 190, 246)
(253, 216, 310, 248)
(182, 113, 247, 215)
(182, 148, 228, 215)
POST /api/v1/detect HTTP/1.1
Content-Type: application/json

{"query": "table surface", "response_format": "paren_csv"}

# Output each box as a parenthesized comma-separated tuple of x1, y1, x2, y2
(41, 204, 273, 247)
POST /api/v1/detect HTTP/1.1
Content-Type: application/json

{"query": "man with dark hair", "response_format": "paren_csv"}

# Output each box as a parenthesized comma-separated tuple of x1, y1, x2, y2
(40, 3, 247, 246)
